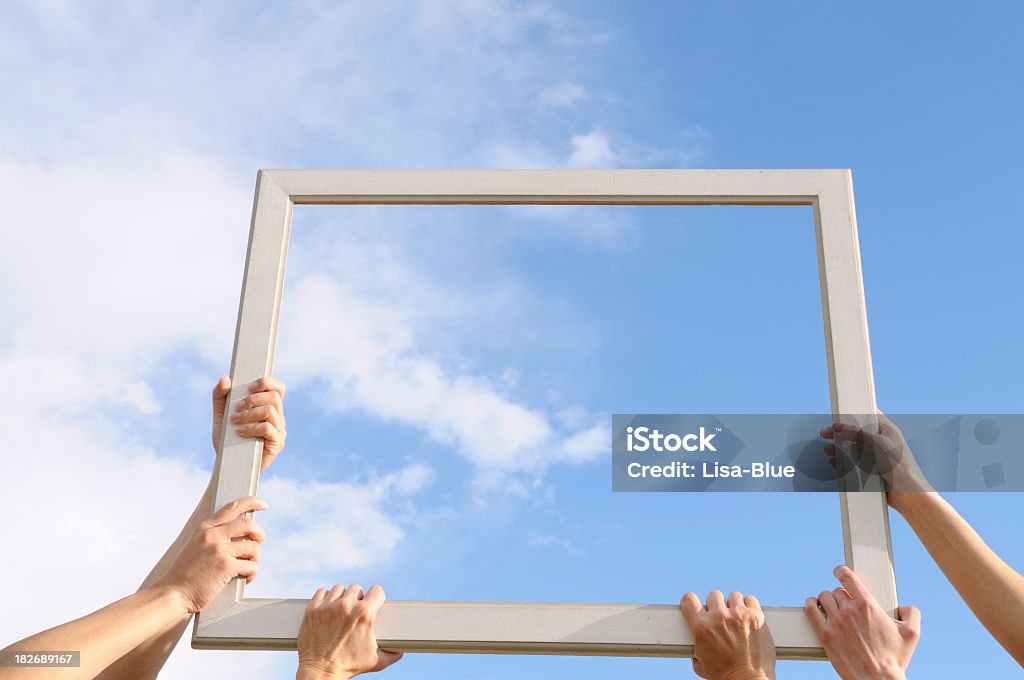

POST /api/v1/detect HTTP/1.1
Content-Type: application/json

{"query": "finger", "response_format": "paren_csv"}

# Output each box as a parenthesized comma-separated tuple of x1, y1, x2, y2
(833, 565, 873, 601)
(679, 592, 703, 623)
(817, 590, 839, 618)
(832, 587, 853, 604)
(249, 376, 286, 398)
(743, 593, 762, 614)
(226, 540, 260, 562)
(824, 444, 836, 456)
(234, 558, 258, 581)
(706, 590, 725, 612)
(374, 650, 404, 671)
(235, 421, 283, 440)
(231, 404, 284, 429)
(234, 391, 285, 417)
(364, 585, 387, 611)
(212, 375, 231, 402)
(804, 597, 826, 633)
(326, 584, 346, 603)
(727, 591, 744, 608)
(343, 584, 364, 601)
(831, 422, 865, 442)
(898, 605, 922, 630)
(208, 496, 269, 526)
(819, 426, 835, 439)
(876, 412, 901, 438)
(309, 588, 328, 609)
(219, 516, 266, 543)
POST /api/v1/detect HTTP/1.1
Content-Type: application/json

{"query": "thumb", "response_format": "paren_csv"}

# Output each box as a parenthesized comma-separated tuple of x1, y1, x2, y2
(897, 605, 921, 633)
(212, 375, 231, 408)
(375, 650, 404, 671)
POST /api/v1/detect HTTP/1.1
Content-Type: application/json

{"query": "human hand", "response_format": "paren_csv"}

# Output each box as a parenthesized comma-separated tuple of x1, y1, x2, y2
(297, 584, 403, 680)
(212, 375, 287, 471)
(805, 566, 921, 680)
(820, 412, 932, 512)
(680, 590, 775, 680)
(154, 496, 267, 614)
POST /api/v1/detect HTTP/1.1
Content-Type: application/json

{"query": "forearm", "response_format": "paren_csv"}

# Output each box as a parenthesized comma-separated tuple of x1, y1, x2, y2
(1, 588, 187, 680)
(894, 492, 1024, 665)
(140, 478, 215, 589)
(93, 479, 215, 680)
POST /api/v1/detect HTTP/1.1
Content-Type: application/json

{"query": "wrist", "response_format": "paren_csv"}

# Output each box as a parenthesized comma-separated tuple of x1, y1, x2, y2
(888, 489, 941, 519)
(144, 583, 192, 617)
(720, 668, 774, 680)
(297, 660, 352, 680)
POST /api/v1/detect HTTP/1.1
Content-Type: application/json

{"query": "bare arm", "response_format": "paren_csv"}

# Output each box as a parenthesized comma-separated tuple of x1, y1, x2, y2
(0, 588, 190, 680)
(92, 482, 215, 680)
(823, 414, 1024, 667)
(1, 497, 266, 680)
(892, 492, 1024, 666)
(95, 376, 287, 680)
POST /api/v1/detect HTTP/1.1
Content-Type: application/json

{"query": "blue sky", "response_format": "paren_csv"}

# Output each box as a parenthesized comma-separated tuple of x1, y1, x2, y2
(0, 2, 1021, 678)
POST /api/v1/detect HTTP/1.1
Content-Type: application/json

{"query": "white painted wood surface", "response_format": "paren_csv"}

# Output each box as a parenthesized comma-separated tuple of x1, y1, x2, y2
(194, 168, 896, 655)
(194, 600, 825, 659)
(204, 171, 292, 621)
(812, 175, 898, 617)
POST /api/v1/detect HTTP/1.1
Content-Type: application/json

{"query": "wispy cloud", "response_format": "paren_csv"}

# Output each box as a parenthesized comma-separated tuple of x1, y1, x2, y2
(0, 2, 699, 676)
(539, 79, 587, 107)
(278, 273, 607, 478)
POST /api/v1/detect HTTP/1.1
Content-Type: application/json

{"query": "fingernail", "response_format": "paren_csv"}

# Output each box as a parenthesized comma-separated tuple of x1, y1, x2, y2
(255, 499, 269, 509)
(235, 427, 246, 435)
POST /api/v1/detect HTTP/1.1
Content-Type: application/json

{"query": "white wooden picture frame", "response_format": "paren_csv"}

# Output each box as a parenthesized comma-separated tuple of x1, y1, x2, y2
(192, 169, 897, 660)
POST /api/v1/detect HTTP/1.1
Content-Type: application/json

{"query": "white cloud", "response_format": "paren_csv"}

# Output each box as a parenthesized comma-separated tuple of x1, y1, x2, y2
(278, 274, 607, 477)
(529, 531, 585, 557)
(0, 2, 668, 676)
(567, 129, 620, 168)
(251, 465, 435, 595)
(538, 79, 586, 107)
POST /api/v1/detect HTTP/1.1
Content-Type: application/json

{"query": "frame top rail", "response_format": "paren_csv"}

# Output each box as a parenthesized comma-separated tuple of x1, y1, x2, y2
(263, 168, 849, 206)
